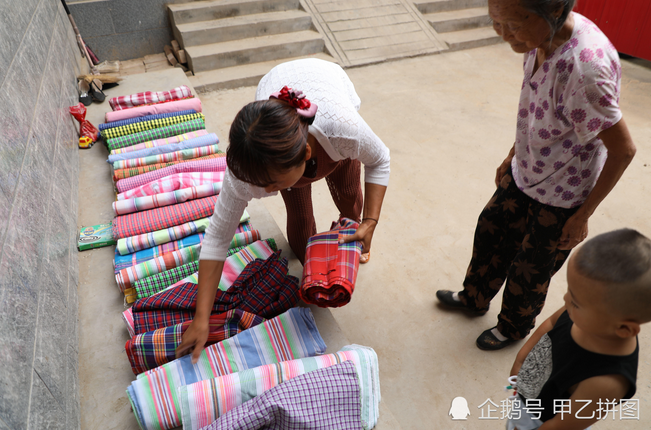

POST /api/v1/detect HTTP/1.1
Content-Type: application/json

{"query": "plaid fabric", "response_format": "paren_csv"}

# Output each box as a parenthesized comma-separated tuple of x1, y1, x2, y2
(184, 352, 375, 430)
(114, 233, 204, 273)
(125, 309, 265, 375)
(115, 244, 201, 292)
(111, 130, 209, 155)
(116, 154, 227, 192)
(112, 153, 224, 181)
(109, 85, 192, 110)
(117, 172, 224, 200)
(113, 182, 222, 216)
(99, 109, 197, 133)
(105, 97, 202, 123)
(300, 218, 362, 308)
(108, 133, 218, 164)
(112, 195, 217, 239)
(131, 241, 285, 334)
(126, 308, 326, 430)
(106, 118, 205, 151)
(112, 143, 219, 170)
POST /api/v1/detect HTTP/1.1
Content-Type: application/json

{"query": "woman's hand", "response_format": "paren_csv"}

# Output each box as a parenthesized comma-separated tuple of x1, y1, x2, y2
(175, 317, 209, 364)
(558, 212, 589, 250)
(340, 219, 377, 254)
(495, 145, 516, 187)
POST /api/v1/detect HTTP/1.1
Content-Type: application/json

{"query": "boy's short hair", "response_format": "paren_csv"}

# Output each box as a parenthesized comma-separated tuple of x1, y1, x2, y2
(575, 228, 651, 322)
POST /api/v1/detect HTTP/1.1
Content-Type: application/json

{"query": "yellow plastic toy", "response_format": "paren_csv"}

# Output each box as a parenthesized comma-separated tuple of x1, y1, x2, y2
(78, 136, 93, 149)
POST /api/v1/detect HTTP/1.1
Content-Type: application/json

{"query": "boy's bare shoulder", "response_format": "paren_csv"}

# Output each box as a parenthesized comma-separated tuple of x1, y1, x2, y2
(570, 373, 630, 400)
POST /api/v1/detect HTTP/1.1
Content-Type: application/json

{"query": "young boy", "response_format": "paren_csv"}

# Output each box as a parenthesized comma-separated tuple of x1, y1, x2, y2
(507, 228, 651, 430)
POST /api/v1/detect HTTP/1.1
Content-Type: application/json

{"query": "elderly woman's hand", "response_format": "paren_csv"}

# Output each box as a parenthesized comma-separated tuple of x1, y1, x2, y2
(495, 145, 516, 187)
(558, 212, 589, 250)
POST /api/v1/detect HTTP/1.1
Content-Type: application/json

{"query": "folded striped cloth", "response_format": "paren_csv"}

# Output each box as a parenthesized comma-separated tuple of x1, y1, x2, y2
(106, 97, 202, 122)
(107, 118, 205, 151)
(116, 154, 227, 193)
(109, 85, 192, 110)
(130, 240, 282, 335)
(108, 133, 218, 163)
(100, 109, 197, 133)
(300, 218, 362, 308)
(132, 231, 262, 299)
(112, 153, 224, 182)
(119, 172, 226, 200)
(116, 244, 201, 292)
(112, 143, 219, 170)
(125, 309, 265, 375)
(197, 360, 365, 430)
(126, 307, 326, 430)
(180, 345, 380, 430)
(113, 183, 222, 216)
(111, 130, 209, 155)
(112, 195, 217, 240)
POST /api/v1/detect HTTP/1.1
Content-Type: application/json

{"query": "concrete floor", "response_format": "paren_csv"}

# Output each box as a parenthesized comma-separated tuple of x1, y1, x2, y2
(79, 43, 651, 429)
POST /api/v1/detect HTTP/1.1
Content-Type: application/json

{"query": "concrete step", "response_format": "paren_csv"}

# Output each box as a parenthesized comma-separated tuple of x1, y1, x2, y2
(190, 52, 337, 93)
(186, 30, 325, 73)
(424, 7, 492, 33)
(177, 9, 313, 48)
(441, 26, 503, 51)
(415, 0, 486, 14)
(169, 0, 300, 26)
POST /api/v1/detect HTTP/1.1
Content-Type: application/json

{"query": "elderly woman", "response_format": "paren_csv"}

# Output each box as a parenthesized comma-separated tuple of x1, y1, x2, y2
(177, 58, 390, 362)
(437, 0, 636, 350)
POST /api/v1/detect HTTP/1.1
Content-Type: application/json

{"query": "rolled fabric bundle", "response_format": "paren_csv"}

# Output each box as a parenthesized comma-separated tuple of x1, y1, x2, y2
(100, 109, 197, 132)
(300, 218, 363, 308)
(111, 129, 208, 155)
(116, 155, 227, 192)
(125, 309, 265, 375)
(197, 360, 365, 430)
(106, 97, 202, 122)
(103, 112, 205, 141)
(112, 195, 217, 240)
(112, 153, 224, 182)
(131, 240, 282, 335)
(113, 182, 222, 216)
(115, 244, 201, 292)
(108, 133, 218, 163)
(126, 307, 327, 430)
(119, 172, 225, 200)
(112, 144, 219, 170)
(132, 230, 261, 299)
(109, 84, 192, 110)
(180, 345, 380, 430)
(114, 233, 204, 273)
(107, 118, 205, 151)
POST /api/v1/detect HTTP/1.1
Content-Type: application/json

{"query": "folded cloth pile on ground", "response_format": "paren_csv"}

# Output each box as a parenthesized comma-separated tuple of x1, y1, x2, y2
(109, 84, 193, 110)
(105, 97, 202, 122)
(100, 109, 199, 138)
(108, 133, 218, 163)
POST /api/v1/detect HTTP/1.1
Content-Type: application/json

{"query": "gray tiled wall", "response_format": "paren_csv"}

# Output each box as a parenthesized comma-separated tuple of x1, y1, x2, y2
(0, 0, 82, 429)
(68, 0, 193, 61)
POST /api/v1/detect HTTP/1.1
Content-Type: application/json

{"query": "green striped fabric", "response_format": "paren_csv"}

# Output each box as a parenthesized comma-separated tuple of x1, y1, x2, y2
(102, 113, 205, 140)
(107, 118, 206, 151)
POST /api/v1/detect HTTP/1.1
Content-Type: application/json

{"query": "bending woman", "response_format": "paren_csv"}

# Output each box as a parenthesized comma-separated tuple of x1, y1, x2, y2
(177, 58, 390, 362)
(437, 0, 636, 350)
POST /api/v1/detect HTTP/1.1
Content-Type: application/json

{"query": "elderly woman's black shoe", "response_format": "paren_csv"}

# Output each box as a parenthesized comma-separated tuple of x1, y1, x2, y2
(476, 327, 516, 351)
(436, 290, 489, 316)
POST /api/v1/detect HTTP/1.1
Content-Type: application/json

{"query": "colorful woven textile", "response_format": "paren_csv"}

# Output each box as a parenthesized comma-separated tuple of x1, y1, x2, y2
(132, 230, 262, 298)
(112, 143, 219, 170)
(107, 118, 205, 151)
(126, 307, 327, 430)
(100, 109, 197, 133)
(196, 361, 364, 430)
(118, 172, 225, 200)
(115, 155, 227, 192)
(300, 218, 362, 308)
(131, 240, 281, 334)
(111, 130, 209, 155)
(114, 233, 205, 273)
(108, 133, 218, 163)
(116, 244, 201, 292)
(181, 345, 379, 430)
(113, 183, 222, 216)
(125, 309, 265, 375)
(112, 195, 217, 240)
(117, 217, 210, 255)
(112, 153, 223, 182)
(105, 97, 202, 123)
(109, 85, 192, 111)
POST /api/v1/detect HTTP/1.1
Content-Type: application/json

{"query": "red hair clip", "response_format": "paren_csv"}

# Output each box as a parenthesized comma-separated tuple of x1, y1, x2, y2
(269, 86, 318, 119)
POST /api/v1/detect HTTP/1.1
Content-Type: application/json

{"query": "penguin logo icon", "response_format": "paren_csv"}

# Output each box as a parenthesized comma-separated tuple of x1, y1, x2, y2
(449, 396, 470, 420)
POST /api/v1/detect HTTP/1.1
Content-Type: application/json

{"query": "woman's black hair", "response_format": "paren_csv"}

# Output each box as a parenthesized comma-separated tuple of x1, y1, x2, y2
(520, 0, 576, 39)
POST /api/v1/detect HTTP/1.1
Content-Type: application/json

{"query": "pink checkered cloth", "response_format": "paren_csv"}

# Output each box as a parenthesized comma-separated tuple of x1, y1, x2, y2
(105, 97, 203, 122)
(113, 182, 223, 216)
(115, 155, 227, 193)
(109, 85, 193, 111)
(117, 172, 225, 200)
(110, 130, 209, 155)
(112, 144, 220, 170)
(300, 218, 362, 308)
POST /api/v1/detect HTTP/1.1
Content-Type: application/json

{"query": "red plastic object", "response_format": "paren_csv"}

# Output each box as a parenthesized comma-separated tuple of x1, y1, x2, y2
(69, 102, 99, 143)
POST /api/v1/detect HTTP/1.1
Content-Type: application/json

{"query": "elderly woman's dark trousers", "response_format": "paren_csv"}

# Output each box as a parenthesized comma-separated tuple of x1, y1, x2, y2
(460, 168, 578, 339)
